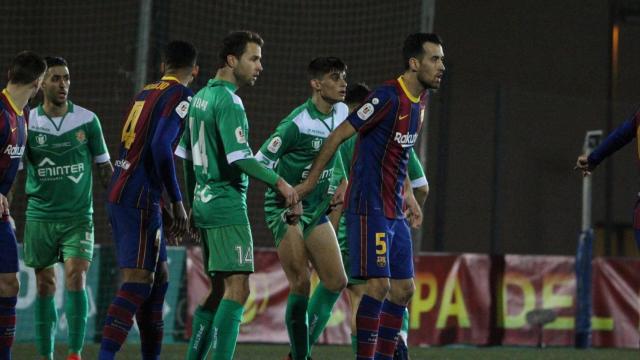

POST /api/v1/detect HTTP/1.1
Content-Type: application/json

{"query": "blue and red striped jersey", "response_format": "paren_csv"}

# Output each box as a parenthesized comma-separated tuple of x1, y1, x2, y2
(344, 77, 427, 219)
(108, 76, 193, 209)
(0, 89, 27, 197)
(588, 106, 640, 168)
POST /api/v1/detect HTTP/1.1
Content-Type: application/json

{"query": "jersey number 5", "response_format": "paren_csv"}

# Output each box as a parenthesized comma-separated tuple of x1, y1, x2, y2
(121, 101, 145, 149)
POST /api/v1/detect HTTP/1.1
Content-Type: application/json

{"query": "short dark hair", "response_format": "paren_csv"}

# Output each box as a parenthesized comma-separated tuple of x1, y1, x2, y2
(402, 33, 443, 69)
(345, 82, 370, 105)
(163, 40, 198, 70)
(45, 56, 68, 68)
(217, 30, 264, 69)
(7, 51, 47, 85)
(307, 57, 347, 79)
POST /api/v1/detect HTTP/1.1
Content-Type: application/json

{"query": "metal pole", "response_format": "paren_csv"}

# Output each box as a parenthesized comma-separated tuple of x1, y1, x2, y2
(414, 0, 436, 252)
(490, 84, 505, 255)
(133, 0, 153, 92)
(575, 130, 602, 349)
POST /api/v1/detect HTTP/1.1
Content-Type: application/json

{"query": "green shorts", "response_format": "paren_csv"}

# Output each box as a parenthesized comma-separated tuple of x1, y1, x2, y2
(201, 224, 254, 274)
(23, 219, 94, 268)
(265, 206, 329, 248)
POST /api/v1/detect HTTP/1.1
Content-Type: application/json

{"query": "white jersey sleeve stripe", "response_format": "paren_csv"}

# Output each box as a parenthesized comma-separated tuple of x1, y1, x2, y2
(174, 145, 191, 160)
(93, 153, 111, 164)
(411, 176, 428, 188)
(226, 149, 253, 164)
(254, 151, 275, 169)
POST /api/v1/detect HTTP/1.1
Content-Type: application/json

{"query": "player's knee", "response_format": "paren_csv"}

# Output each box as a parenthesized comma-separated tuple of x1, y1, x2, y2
(290, 275, 311, 295)
(122, 268, 155, 284)
(324, 273, 347, 293)
(367, 278, 391, 300)
(65, 268, 87, 291)
(389, 281, 415, 305)
(0, 275, 20, 296)
(36, 272, 56, 296)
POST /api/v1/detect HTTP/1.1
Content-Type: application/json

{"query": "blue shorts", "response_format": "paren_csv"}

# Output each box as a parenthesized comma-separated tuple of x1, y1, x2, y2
(0, 219, 18, 273)
(107, 203, 167, 272)
(346, 212, 414, 279)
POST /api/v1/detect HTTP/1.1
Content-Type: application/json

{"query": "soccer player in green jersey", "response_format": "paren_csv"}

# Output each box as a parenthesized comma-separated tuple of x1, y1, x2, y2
(255, 57, 349, 360)
(326, 83, 429, 359)
(22, 56, 113, 360)
(176, 31, 298, 360)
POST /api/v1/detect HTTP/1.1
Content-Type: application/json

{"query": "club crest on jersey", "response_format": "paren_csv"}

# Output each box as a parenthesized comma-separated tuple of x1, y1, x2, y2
(235, 127, 247, 144)
(35, 134, 47, 145)
(377, 255, 387, 267)
(357, 103, 374, 121)
(267, 136, 282, 153)
(75, 130, 86, 143)
(311, 138, 322, 150)
(175, 100, 189, 118)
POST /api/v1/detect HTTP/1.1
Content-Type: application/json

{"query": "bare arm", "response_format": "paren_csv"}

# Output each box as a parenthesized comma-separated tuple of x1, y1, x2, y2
(413, 183, 429, 208)
(295, 121, 356, 198)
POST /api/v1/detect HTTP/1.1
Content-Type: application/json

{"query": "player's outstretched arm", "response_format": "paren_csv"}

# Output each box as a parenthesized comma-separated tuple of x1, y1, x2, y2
(234, 158, 298, 206)
(296, 121, 356, 199)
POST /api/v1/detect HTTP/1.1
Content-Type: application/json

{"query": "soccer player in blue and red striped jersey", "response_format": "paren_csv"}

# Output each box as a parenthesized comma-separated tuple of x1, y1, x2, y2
(0, 51, 46, 360)
(575, 109, 640, 249)
(99, 41, 199, 360)
(296, 33, 445, 360)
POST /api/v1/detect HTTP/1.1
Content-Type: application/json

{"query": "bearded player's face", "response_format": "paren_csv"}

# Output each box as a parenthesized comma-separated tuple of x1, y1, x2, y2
(416, 42, 445, 90)
(234, 42, 263, 87)
(42, 65, 70, 105)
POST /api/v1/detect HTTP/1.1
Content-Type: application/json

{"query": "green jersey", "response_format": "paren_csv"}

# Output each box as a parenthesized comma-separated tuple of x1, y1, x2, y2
(25, 102, 110, 220)
(175, 79, 255, 228)
(256, 99, 349, 216)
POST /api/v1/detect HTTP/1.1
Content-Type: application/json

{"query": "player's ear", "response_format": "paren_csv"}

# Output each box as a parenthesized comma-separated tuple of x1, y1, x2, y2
(310, 78, 322, 91)
(226, 54, 238, 68)
(160, 62, 166, 74)
(408, 57, 420, 72)
(192, 65, 200, 79)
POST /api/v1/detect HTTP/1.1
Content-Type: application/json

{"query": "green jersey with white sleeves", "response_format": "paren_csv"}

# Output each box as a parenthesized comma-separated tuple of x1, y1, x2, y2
(256, 99, 349, 219)
(25, 101, 110, 220)
(175, 79, 255, 228)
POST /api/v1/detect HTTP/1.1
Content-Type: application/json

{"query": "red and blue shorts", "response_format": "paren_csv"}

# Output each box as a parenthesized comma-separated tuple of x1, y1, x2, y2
(346, 211, 414, 279)
(107, 203, 167, 272)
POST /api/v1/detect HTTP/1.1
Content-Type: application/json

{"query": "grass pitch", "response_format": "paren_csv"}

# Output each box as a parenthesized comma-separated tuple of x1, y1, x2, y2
(12, 342, 639, 359)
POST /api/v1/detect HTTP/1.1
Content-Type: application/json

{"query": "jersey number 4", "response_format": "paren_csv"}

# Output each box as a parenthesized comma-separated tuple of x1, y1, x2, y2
(121, 101, 145, 149)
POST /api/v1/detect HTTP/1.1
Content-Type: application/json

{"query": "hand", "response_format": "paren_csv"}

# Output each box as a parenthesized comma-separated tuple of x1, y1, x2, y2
(329, 179, 348, 211)
(404, 194, 423, 229)
(0, 194, 8, 217)
(276, 178, 299, 207)
(284, 202, 303, 225)
(188, 208, 200, 243)
(293, 181, 311, 201)
(169, 201, 188, 245)
(574, 155, 593, 177)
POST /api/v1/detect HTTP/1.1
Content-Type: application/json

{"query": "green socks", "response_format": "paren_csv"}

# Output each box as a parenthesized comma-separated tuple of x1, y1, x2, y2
(307, 282, 341, 351)
(186, 305, 216, 360)
(65, 289, 88, 355)
(400, 308, 410, 341)
(286, 293, 309, 360)
(211, 299, 244, 360)
(35, 295, 57, 359)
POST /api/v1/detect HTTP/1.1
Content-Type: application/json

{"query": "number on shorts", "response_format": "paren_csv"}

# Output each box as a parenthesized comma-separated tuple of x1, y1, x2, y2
(235, 246, 254, 265)
(375, 232, 387, 255)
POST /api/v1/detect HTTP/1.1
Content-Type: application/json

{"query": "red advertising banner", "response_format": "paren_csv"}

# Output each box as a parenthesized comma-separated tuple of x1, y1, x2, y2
(186, 248, 640, 348)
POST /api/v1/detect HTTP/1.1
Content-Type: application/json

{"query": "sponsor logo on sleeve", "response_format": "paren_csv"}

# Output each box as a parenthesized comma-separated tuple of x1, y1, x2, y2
(175, 100, 190, 118)
(235, 127, 247, 144)
(357, 103, 375, 121)
(267, 136, 282, 153)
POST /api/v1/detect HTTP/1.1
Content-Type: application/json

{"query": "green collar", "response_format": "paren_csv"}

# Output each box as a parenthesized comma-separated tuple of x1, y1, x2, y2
(209, 78, 238, 92)
(37, 100, 75, 117)
(305, 98, 334, 120)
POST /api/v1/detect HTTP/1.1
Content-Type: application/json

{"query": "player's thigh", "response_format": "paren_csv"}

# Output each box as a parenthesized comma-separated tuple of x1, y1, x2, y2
(200, 224, 254, 273)
(277, 224, 310, 291)
(60, 219, 94, 264)
(306, 220, 346, 287)
(23, 220, 58, 269)
(388, 219, 414, 280)
(0, 221, 19, 275)
(107, 203, 164, 272)
(346, 212, 394, 279)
